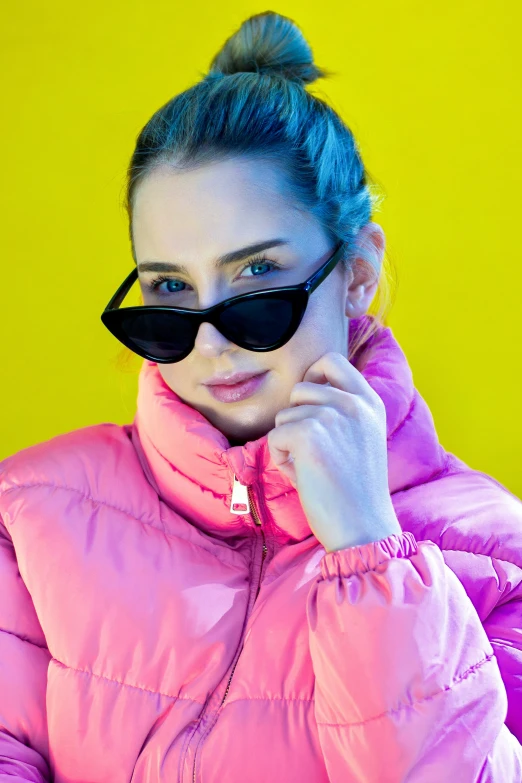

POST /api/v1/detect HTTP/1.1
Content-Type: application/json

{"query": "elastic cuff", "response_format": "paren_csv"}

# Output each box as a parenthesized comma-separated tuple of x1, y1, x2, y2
(320, 530, 418, 580)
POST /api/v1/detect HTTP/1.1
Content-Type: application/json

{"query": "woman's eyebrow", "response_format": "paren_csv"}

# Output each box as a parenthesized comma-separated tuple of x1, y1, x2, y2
(137, 238, 290, 274)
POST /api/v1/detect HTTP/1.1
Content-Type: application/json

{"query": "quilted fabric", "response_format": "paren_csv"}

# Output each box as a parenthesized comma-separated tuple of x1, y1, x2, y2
(0, 314, 521, 782)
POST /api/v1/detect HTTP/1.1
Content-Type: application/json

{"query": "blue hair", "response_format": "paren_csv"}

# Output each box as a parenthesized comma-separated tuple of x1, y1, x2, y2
(123, 11, 397, 361)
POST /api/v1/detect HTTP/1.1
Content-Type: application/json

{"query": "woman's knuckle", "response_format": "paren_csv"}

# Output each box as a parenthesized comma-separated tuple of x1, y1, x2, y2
(317, 406, 336, 425)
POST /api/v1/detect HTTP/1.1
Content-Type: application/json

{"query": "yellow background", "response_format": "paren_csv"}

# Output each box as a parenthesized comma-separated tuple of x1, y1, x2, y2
(2, 1, 521, 496)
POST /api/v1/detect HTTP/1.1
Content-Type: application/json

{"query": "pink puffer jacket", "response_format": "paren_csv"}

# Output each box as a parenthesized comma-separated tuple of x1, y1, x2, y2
(1, 315, 521, 783)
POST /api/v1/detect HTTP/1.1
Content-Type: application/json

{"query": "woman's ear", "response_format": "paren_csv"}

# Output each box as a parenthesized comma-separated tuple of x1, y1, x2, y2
(345, 222, 385, 318)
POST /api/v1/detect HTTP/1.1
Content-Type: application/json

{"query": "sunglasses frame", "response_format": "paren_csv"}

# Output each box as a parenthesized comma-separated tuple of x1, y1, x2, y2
(101, 240, 346, 363)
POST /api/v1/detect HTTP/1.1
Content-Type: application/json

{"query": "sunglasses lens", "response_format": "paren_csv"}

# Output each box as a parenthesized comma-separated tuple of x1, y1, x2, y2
(219, 292, 297, 348)
(119, 310, 196, 361)
(110, 291, 303, 362)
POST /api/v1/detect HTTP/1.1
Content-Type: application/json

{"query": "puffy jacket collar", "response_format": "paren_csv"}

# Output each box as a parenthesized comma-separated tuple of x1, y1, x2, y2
(131, 315, 447, 544)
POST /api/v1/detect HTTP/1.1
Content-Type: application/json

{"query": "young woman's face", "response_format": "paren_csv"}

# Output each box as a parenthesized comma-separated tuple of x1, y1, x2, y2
(131, 157, 381, 445)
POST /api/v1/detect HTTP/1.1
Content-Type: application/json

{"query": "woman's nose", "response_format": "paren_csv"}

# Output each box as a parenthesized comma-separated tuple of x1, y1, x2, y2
(193, 320, 235, 358)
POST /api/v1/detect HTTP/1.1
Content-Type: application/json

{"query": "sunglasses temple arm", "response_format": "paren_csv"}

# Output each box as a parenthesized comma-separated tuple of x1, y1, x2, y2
(104, 268, 139, 311)
(306, 242, 346, 294)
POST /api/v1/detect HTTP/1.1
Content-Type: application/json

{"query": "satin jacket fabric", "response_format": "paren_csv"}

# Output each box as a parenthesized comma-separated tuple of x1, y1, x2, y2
(1, 315, 521, 783)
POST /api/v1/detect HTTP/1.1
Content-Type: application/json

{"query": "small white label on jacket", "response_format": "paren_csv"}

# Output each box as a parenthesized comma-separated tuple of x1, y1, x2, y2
(230, 474, 250, 515)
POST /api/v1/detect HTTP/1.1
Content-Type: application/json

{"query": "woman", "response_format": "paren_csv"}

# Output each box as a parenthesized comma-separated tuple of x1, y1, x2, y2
(1, 11, 521, 783)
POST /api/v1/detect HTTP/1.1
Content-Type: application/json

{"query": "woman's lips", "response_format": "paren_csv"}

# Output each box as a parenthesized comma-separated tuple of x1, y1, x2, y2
(204, 371, 269, 403)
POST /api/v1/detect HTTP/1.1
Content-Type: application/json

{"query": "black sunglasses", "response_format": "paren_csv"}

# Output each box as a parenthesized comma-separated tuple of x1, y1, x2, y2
(100, 241, 346, 364)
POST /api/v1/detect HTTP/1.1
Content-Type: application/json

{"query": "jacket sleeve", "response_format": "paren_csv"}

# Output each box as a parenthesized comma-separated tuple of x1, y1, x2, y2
(0, 513, 51, 782)
(306, 530, 522, 783)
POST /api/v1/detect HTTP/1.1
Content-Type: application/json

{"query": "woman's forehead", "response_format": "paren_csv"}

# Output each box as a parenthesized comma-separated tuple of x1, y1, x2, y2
(133, 157, 291, 213)
(131, 162, 324, 270)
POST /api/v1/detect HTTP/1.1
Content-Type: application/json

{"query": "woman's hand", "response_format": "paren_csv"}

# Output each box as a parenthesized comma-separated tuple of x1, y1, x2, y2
(267, 351, 402, 552)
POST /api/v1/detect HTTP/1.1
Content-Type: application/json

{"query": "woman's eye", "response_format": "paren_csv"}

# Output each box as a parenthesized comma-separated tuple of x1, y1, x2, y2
(238, 259, 277, 278)
(147, 258, 279, 296)
(146, 276, 188, 295)
(160, 278, 186, 294)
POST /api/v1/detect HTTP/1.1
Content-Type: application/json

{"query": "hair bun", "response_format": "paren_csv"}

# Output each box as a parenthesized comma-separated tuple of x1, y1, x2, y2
(208, 11, 329, 86)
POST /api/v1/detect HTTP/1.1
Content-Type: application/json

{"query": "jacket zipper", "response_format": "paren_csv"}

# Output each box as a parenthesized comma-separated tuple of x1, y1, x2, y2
(191, 477, 267, 783)
(219, 484, 267, 706)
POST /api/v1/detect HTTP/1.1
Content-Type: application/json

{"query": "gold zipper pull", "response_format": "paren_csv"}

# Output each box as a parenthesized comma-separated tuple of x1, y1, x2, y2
(230, 474, 250, 515)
